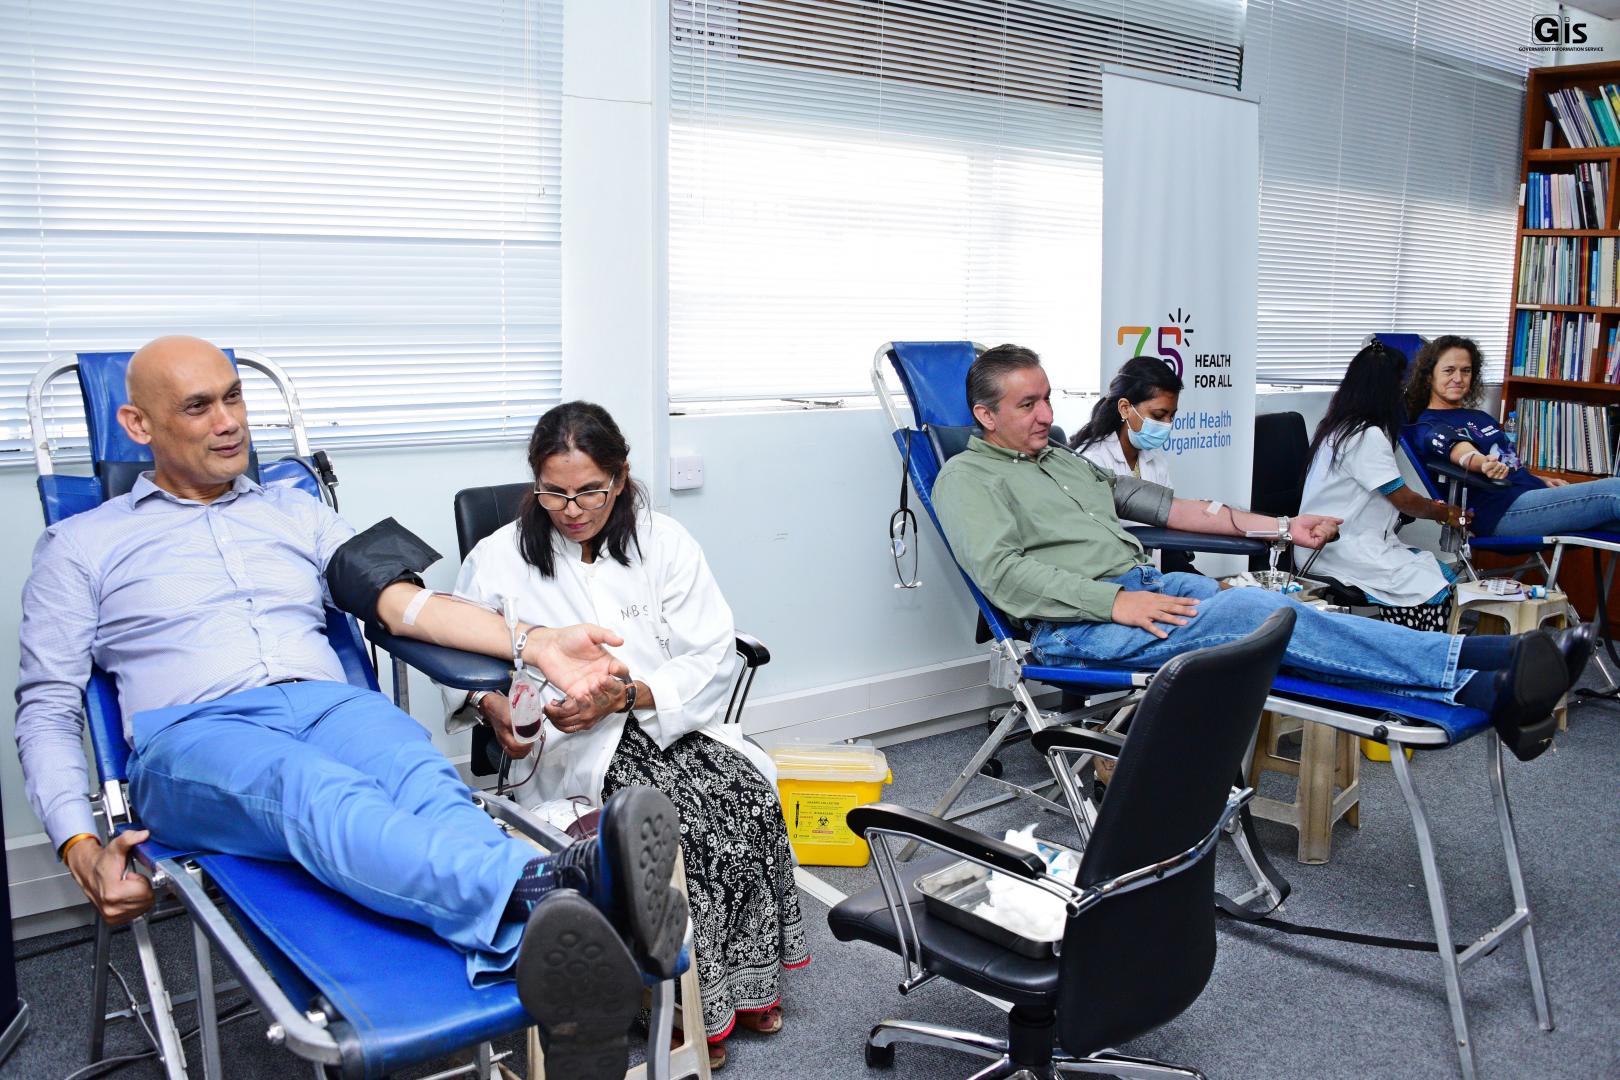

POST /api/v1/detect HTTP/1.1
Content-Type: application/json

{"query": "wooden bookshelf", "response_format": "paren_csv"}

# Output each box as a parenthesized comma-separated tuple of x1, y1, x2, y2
(1505, 62, 1620, 479)
(1504, 63, 1620, 627)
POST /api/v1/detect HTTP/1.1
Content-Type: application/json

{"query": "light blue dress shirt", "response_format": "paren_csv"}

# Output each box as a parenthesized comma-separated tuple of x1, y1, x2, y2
(15, 472, 355, 849)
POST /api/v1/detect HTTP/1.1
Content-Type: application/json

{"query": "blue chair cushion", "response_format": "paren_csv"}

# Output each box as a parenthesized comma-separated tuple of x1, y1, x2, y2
(76, 349, 238, 466)
(198, 853, 528, 1080)
(889, 342, 978, 428)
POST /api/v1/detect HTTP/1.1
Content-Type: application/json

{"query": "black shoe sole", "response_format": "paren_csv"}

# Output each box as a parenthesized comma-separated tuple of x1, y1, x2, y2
(516, 890, 642, 1080)
(1489, 632, 1568, 760)
(600, 785, 688, 979)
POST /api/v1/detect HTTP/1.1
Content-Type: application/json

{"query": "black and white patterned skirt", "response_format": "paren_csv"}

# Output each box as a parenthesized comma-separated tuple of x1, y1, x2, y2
(602, 719, 810, 1039)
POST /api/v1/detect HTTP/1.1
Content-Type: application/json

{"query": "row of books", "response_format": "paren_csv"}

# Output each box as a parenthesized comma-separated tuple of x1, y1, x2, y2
(1592, 237, 1620, 307)
(1515, 397, 1618, 475)
(1510, 309, 1612, 382)
(1516, 236, 1583, 304)
(1547, 84, 1620, 149)
(1524, 164, 1609, 229)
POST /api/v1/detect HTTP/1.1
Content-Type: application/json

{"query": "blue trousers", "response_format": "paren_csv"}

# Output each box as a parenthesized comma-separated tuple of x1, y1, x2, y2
(1491, 477, 1620, 537)
(127, 681, 533, 982)
(1030, 568, 1469, 703)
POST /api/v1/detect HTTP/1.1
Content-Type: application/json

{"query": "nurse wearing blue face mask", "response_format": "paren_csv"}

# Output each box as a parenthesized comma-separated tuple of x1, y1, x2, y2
(1070, 356, 1181, 486)
(1071, 356, 1186, 568)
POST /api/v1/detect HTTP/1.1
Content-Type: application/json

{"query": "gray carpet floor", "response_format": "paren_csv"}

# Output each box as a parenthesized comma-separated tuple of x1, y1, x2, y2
(6, 677, 1618, 1080)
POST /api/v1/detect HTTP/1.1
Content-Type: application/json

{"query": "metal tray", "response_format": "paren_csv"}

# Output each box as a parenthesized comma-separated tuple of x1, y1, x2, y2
(912, 840, 1078, 960)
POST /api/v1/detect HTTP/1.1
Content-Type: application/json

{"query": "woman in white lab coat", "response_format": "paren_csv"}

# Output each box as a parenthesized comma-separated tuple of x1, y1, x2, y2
(1300, 341, 1467, 630)
(446, 402, 806, 1066)
(1070, 356, 1192, 571)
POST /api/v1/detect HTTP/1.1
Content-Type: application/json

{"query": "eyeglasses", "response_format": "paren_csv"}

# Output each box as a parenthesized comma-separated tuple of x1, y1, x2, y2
(534, 487, 614, 512)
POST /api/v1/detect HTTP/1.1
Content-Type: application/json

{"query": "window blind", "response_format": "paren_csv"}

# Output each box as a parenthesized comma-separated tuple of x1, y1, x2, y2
(669, 0, 1244, 402)
(0, 0, 562, 462)
(1245, 1, 1531, 384)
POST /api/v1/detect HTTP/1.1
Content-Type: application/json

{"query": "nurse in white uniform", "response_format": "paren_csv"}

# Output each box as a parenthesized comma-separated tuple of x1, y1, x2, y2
(1300, 341, 1467, 630)
(444, 402, 806, 1068)
(1070, 356, 1187, 571)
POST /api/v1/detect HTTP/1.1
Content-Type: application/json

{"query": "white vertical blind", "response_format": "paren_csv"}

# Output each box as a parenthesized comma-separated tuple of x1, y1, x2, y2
(669, 0, 1245, 402)
(1245, 0, 1530, 383)
(0, 0, 563, 460)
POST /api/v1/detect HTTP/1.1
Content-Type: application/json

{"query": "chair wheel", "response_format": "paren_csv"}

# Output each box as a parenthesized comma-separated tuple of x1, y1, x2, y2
(979, 757, 1004, 778)
(865, 1041, 896, 1068)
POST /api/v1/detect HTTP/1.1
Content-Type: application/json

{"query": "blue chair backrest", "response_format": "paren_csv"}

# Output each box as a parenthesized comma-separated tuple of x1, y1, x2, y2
(1397, 426, 1446, 501)
(37, 352, 378, 785)
(882, 342, 1026, 644)
(889, 341, 980, 428)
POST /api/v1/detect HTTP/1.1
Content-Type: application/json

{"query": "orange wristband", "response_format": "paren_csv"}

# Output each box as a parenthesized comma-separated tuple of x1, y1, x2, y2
(58, 832, 96, 862)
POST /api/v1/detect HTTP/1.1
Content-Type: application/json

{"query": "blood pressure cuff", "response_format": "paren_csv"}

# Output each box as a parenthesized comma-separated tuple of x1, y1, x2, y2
(1112, 476, 1173, 528)
(325, 517, 443, 626)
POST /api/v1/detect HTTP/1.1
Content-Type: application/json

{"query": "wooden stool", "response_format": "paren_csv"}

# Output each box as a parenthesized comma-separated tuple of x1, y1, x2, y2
(1246, 711, 1361, 865)
(1447, 587, 1570, 731)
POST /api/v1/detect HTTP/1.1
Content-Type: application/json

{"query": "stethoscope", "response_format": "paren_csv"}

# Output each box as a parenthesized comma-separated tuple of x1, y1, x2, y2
(889, 430, 922, 589)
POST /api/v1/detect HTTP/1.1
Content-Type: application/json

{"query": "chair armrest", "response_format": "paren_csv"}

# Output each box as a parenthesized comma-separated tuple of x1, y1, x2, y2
(1029, 726, 1125, 761)
(1126, 526, 1269, 557)
(734, 631, 770, 668)
(845, 803, 1047, 879)
(1075, 788, 1252, 913)
(364, 624, 512, 692)
(1428, 459, 1510, 490)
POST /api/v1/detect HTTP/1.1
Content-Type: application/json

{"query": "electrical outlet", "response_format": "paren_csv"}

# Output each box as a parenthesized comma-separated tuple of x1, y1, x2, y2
(670, 454, 704, 491)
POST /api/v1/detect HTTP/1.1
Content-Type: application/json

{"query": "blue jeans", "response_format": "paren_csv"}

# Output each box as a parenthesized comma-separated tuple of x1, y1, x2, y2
(127, 681, 533, 984)
(1030, 567, 1468, 703)
(1491, 477, 1620, 537)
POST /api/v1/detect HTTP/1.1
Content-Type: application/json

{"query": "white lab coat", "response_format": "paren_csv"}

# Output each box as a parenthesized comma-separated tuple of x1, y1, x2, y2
(1076, 432, 1172, 487)
(1299, 427, 1450, 606)
(442, 510, 775, 808)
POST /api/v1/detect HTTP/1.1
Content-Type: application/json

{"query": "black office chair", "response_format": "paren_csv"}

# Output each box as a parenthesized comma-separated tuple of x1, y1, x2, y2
(827, 608, 1294, 1079)
(452, 481, 770, 776)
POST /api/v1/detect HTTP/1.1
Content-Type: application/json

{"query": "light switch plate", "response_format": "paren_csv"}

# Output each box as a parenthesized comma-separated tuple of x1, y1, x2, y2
(670, 454, 704, 490)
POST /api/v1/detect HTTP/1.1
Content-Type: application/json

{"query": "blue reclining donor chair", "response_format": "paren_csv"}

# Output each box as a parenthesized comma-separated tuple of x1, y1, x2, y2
(27, 350, 676, 1080)
(1375, 331, 1620, 700)
(873, 340, 1558, 1080)
(871, 342, 1278, 883)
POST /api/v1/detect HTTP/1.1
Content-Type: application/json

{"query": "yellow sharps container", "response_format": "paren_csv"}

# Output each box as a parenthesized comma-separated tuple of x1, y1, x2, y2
(770, 744, 892, 867)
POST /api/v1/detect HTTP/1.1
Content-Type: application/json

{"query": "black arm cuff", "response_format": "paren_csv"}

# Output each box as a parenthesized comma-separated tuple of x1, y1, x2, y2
(326, 517, 443, 626)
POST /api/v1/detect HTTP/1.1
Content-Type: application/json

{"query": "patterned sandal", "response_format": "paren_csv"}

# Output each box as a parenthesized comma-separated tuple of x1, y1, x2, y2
(734, 1005, 784, 1035)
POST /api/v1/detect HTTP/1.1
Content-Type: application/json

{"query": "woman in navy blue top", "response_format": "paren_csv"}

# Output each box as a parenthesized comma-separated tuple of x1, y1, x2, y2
(1404, 335, 1620, 537)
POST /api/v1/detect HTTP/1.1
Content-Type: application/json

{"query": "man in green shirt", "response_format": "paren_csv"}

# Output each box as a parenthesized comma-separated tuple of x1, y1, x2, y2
(931, 344, 1586, 750)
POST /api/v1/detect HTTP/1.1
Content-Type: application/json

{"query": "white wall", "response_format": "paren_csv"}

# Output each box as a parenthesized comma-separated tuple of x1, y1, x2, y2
(1558, 8, 1620, 63)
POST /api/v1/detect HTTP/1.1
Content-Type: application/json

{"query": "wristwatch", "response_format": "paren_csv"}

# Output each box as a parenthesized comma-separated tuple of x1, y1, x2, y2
(468, 690, 491, 723)
(617, 676, 638, 714)
(1276, 515, 1290, 541)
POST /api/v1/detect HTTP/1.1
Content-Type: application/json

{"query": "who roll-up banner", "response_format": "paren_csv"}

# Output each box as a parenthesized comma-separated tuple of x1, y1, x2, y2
(1101, 67, 1258, 574)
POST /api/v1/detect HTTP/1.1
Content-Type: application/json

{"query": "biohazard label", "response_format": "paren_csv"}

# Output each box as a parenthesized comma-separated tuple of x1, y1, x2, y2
(786, 791, 861, 848)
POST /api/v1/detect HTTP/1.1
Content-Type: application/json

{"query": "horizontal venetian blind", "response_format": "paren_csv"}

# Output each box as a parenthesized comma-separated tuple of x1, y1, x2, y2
(1246, 0, 1530, 384)
(0, 0, 562, 461)
(669, 0, 1244, 402)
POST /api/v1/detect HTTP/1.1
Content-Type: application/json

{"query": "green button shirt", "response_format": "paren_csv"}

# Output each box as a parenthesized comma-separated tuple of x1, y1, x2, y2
(932, 435, 1171, 623)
